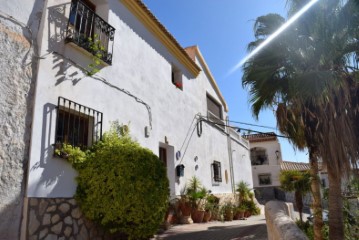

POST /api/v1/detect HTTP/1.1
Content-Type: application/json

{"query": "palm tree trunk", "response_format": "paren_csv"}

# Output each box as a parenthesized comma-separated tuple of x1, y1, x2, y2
(309, 151, 323, 240)
(328, 166, 344, 240)
(295, 190, 304, 222)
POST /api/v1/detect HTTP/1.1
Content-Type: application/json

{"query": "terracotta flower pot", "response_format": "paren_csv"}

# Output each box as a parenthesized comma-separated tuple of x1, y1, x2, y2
(244, 211, 251, 218)
(224, 210, 233, 221)
(203, 211, 212, 222)
(234, 211, 245, 220)
(179, 201, 192, 216)
(191, 209, 205, 223)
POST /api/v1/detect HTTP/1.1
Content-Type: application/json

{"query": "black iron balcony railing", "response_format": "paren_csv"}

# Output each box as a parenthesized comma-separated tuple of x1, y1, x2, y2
(66, 0, 115, 65)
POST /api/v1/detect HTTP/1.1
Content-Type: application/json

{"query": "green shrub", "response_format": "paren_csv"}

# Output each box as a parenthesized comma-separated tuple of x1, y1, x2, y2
(75, 127, 169, 240)
(55, 143, 87, 169)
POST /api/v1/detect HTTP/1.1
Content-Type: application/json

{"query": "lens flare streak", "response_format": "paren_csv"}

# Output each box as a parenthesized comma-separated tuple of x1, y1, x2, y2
(227, 0, 320, 76)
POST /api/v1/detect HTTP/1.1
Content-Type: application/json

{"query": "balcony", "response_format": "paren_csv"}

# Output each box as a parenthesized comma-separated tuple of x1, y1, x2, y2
(207, 111, 225, 130)
(65, 0, 115, 65)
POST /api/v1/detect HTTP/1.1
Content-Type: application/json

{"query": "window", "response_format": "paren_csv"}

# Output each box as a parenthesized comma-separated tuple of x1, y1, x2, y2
(171, 65, 183, 90)
(250, 147, 268, 165)
(159, 147, 167, 167)
(321, 179, 326, 188)
(66, 0, 115, 64)
(207, 95, 224, 129)
(55, 97, 103, 149)
(258, 174, 271, 185)
(212, 161, 222, 182)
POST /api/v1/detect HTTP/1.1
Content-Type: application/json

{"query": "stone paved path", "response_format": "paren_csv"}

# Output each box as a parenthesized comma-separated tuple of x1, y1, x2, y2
(155, 215, 268, 240)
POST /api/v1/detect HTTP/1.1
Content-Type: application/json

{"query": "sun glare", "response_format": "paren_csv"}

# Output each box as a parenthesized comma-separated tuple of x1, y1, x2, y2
(227, 0, 320, 77)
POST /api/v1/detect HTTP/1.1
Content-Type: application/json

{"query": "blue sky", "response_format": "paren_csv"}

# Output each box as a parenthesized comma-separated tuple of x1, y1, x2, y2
(142, 0, 309, 163)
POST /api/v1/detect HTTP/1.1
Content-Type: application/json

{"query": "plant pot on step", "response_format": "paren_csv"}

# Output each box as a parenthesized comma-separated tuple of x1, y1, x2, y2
(203, 210, 212, 222)
(224, 210, 233, 221)
(191, 209, 205, 223)
(244, 211, 251, 218)
(234, 210, 245, 220)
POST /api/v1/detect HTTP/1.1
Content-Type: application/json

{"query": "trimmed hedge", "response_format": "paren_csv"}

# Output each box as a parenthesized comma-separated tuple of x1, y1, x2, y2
(75, 130, 169, 240)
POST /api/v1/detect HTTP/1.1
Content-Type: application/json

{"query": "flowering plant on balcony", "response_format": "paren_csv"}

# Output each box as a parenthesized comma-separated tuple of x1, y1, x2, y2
(175, 82, 182, 89)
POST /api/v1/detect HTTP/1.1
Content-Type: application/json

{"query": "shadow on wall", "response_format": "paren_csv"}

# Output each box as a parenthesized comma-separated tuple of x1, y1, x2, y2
(0, 193, 24, 240)
(47, 3, 84, 85)
(29, 103, 76, 197)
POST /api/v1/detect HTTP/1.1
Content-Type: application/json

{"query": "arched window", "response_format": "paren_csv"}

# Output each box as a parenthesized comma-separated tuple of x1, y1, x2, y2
(250, 147, 268, 165)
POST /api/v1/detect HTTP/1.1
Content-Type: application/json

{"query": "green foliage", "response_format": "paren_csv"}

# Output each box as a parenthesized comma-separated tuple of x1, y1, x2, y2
(296, 219, 329, 240)
(54, 143, 87, 169)
(185, 176, 207, 210)
(87, 34, 105, 76)
(75, 125, 169, 240)
(279, 170, 311, 193)
(236, 181, 251, 205)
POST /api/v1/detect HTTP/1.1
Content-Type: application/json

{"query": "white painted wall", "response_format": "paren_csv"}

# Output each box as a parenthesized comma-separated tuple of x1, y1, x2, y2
(250, 140, 282, 188)
(26, 0, 253, 198)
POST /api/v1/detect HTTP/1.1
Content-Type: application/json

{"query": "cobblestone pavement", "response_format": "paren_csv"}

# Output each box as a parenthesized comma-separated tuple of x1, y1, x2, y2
(155, 215, 268, 240)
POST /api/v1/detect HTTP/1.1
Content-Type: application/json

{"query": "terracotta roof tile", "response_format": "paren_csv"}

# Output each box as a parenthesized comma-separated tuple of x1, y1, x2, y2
(242, 132, 277, 143)
(184, 46, 197, 61)
(281, 161, 310, 171)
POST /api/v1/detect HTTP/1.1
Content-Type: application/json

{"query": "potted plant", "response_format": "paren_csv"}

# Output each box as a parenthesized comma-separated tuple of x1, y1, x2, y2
(207, 194, 220, 221)
(222, 202, 234, 221)
(236, 181, 250, 206)
(203, 201, 213, 222)
(164, 198, 180, 228)
(234, 204, 247, 220)
(178, 195, 193, 224)
(186, 177, 207, 223)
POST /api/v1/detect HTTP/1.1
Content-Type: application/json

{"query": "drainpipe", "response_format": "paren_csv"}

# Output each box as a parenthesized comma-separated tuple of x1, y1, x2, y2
(226, 116, 235, 193)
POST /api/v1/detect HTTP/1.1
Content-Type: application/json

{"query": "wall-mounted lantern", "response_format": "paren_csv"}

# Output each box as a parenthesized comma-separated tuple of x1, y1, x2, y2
(275, 150, 280, 159)
(176, 151, 181, 160)
(275, 150, 280, 161)
(176, 164, 185, 177)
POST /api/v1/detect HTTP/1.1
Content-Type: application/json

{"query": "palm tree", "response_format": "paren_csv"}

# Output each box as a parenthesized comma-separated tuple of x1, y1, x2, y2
(279, 170, 311, 222)
(242, 1, 359, 239)
(236, 181, 250, 205)
(277, 103, 324, 239)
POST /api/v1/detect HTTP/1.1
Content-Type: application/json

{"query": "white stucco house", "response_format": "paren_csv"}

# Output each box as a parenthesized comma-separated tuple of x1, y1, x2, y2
(243, 133, 283, 202)
(0, 0, 253, 238)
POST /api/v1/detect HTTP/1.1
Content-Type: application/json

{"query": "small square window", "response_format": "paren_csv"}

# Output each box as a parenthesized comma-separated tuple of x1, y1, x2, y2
(171, 65, 183, 90)
(212, 161, 222, 183)
(55, 97, 103, 149)
(258, 174, 271, 185)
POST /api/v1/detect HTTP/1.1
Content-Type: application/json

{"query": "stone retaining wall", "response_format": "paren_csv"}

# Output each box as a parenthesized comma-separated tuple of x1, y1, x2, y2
(27, 198, 123, 240)
(265, 201, 308, 240)
(0, 19, 37, 239)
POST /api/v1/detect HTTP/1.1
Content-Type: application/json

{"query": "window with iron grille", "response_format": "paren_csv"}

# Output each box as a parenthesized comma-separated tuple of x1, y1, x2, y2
(55, 97, 103, 149)
(212, 161, 222, 182)
(258, 174, 271, 185)
(66, 0, 115, 65)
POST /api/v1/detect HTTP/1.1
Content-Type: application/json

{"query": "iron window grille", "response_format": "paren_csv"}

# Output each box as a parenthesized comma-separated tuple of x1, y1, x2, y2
(55, 97, 103, 149)
(258, 174, 272, 185)
(212, 161, 222, 182)
(250, 148, 269, 165)
(66, 0, 115, 65)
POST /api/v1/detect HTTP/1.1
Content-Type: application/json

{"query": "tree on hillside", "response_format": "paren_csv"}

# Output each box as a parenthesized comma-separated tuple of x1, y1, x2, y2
(242, 1, 359, 239)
